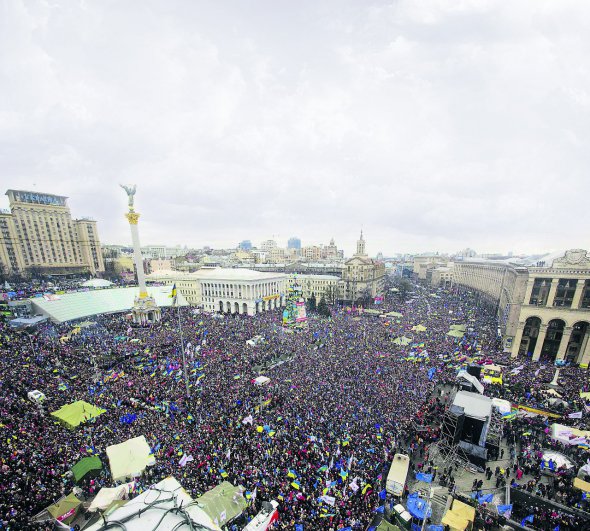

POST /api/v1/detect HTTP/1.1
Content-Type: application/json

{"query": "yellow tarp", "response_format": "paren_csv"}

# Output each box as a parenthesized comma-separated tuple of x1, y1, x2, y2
(452, 499, 476, 522)
(573, 477, 590, 493)
(441, 510, 470, 531)
(412, 324, 427, 332)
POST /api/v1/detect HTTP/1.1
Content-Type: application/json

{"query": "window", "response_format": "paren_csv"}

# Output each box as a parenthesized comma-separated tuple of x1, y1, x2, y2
(529, 278, 551, 306)
(553, 279, 577, 307)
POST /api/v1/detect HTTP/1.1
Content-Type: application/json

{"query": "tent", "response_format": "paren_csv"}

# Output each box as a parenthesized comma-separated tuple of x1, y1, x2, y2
(72, 456, 103, 483)
(88, 482, 135, 512)
(85, 477, 220, 531)
(51, 400, 106, 429)
(442, 499, 476, 531)
(106, 436, 156, 482)
(46, 492, 82, 525)
(382, 311, 403, 318)
(195, 481, 248, 527)
(412, 324, 427, 332)
(447, 329, 465, 338)
(393, 336, 412, 346)
(81, 278, 113, 288)
(363, 309, 382, 316)
(450, 324, 467, 331)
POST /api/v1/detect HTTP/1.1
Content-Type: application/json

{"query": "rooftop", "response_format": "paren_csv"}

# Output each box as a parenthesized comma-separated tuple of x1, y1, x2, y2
(30, 286, 187, 323)
(147, 267, 286, 281)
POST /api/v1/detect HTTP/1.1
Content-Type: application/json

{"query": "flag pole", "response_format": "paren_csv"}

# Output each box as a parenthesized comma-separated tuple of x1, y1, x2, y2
(174, 288, 190, 399)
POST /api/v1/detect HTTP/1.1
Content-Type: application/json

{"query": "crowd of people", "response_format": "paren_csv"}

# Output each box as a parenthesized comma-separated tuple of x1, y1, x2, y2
(0, 278, 588, 530)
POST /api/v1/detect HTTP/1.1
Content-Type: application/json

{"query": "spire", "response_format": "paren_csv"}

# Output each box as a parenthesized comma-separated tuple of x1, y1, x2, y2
(356, 230, 366, 256)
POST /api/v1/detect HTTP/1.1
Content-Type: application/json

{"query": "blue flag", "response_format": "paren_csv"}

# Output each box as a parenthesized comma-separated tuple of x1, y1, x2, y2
(295, 525, 304, 531)
(416, 472, 433, 483)
(521, 515, 534, 526)
(497, 504, 512, 515)
(379, 489, 387, 500)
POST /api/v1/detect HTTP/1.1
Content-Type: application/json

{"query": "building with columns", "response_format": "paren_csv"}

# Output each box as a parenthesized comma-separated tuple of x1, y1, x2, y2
(146, 268, 286, 316)
(447, 250, 590, 366)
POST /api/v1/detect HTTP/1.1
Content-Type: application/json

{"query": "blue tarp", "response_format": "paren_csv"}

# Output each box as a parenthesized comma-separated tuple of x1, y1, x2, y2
(406, 492, 432, 520)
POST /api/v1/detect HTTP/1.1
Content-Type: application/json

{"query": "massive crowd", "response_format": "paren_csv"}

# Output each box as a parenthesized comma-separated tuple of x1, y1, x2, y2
(0, 279, 588, 530)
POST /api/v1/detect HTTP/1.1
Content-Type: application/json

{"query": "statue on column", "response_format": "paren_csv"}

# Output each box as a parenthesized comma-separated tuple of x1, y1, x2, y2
(120, 184, 137, 210)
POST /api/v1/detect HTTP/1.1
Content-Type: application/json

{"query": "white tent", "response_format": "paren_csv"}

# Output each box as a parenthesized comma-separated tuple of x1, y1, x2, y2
(85, 477, 220, 531)
(106, 436, 155, 482)
(88, 482, 135, 512)
(81, 278, 113, 288)
(253, 376, 271, 386)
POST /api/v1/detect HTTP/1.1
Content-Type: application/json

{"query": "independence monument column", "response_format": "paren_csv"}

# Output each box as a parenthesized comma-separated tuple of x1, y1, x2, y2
(120, 184, 161, 325)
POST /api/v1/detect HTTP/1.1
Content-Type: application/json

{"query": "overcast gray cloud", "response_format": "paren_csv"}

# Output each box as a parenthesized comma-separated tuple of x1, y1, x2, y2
(1, 0, 589, 256)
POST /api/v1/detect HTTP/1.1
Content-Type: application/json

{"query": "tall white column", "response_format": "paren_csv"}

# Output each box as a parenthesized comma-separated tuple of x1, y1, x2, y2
(125, 212, 148, 299)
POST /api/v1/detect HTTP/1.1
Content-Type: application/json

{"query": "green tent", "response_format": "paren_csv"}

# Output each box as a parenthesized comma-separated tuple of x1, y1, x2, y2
(195, 481, 247, 527)
(46, 492, 82, 525)
(450, 324, 467, 331)
(383, 311, 403, 318)
(51, 400, 106, 429)
(71, 455, 102, 483)
(393, 336, 412, 346)
(447, 329, 465, 338)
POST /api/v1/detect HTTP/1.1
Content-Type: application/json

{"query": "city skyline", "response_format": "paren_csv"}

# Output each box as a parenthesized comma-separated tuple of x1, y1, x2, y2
(1, 1, 589, 256)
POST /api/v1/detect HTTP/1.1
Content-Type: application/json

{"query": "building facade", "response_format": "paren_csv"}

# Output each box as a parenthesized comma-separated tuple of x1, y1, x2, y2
(448, 250, 590, 366)
(286, 274, 343, 303)
(341, 232, 386, 302)
(0, 190, 104, 276)
(147, 268, 287, 316)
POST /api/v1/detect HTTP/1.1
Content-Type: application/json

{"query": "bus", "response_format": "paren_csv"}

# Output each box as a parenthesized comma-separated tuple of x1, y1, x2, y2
(386, 453, 410, 497)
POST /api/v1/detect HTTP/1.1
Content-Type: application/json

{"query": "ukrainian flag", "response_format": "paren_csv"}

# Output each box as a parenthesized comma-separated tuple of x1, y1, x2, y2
(170, 284, 177, 305)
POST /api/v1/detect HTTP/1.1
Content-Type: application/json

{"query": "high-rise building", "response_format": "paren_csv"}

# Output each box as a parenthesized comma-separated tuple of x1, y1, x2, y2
(0, 190, 104, 276)
(238, 240, 253, 251)
(287, 237, 301, 250)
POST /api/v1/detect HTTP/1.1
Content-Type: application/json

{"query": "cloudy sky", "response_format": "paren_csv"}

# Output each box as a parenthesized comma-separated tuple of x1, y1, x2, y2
(1, 0, 589, 257)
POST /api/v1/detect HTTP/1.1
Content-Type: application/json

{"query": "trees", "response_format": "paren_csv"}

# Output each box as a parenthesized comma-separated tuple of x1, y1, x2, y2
(307, 293, 317, 312)
(317, 296, 330, 317)
(323, 285, 340, 305)
(398, 278, 412, 301)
